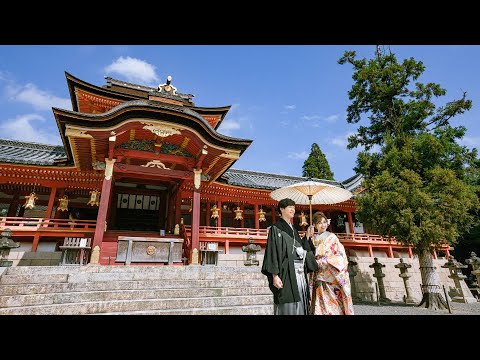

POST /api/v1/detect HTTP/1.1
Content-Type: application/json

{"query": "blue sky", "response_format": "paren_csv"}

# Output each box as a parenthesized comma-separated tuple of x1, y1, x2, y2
(1, 45, 479, 182)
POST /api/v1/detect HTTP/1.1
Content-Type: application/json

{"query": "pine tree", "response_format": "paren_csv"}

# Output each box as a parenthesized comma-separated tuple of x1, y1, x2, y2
(339, 47, 479, 310)
(302, 143, 334, 180)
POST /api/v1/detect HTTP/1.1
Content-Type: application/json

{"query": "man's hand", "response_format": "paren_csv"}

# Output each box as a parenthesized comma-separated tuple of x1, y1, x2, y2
(306, 225, 315, 239)
(273, 274, 283, 289)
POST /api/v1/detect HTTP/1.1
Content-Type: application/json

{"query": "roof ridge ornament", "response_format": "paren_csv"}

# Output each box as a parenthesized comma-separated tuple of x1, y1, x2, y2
(158, 75, 177, 95)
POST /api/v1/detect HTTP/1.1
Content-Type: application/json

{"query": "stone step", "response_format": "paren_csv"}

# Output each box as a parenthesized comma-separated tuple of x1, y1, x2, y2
(100, 304, 274, 315)
(0, 278, 268, 296)
(0, 295, 273, 315)
(0, 286, 271, 308)
(0, 273, 70, 285)
(4, 265, 263, 275)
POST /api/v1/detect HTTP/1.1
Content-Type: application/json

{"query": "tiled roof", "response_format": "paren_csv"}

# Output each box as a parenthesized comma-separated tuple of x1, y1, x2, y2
(221, 168, 364, 193)
(0, 139, 364, 194)
(0, 139, 66, 165)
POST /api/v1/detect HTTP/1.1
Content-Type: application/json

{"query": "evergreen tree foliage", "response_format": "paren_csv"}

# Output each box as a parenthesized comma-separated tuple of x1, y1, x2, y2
(302, 143, 334, 180)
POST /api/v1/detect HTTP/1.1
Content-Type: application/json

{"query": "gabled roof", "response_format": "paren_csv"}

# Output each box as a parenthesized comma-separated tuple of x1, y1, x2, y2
(0, 139, 66, 165)
(221, 168, 364, 193)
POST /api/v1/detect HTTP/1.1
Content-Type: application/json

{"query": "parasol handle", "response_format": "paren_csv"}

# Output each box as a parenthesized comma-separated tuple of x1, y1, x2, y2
(308, 194, 313, 227)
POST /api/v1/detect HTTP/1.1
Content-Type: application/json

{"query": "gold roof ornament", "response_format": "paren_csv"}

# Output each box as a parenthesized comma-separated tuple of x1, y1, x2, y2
(258, 207, 266, 222)
(234, 206, 243, 221)
(211, 204, 219, 219)
(23, 192, 38, 210)
(87, 190, 101, 206)
(57, 195, 69, 212)
(299, 211, 309, 226)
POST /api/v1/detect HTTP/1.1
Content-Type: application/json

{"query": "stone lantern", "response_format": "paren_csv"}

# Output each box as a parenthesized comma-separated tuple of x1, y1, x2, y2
(0, 229, 20, 267)
(394, 258, 416, 304)
(369, 257, 390, 303)
(465, 251, 480, 290)
(242, 237, 261, 266)
(441, 255, 477, 303)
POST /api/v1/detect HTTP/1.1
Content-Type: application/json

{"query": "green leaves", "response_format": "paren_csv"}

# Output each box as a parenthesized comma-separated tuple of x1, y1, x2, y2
(302, 143, 334, 180)
(340, 47, 478, 251)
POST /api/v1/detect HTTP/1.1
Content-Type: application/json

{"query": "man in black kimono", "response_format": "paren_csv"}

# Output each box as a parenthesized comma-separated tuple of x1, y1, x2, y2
(261, 198, 318, 315)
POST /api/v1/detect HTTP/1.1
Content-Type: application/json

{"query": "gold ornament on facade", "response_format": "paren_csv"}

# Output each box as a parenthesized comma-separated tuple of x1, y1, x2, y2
(146, 245, 157, 256)
(299, 211, 309, 226)
(211, 204, 219, 219)
(87, 190, 101, 206)
(141, 123, 182, 138)
(23, 192, 38, 209)
(57, 195, 69, 212)
(258, 207, 266, 222)
(234, 206, 243, 221)
(141, 160, 169, 169)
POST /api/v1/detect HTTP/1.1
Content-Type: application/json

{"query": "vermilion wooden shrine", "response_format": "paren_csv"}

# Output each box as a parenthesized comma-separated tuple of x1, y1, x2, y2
(0, 73, 450, 265)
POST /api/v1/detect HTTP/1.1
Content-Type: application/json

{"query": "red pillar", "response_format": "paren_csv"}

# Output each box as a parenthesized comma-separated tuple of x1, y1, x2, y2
(31, 233, 40, 252)
(432, 248, 438, 260)
(408, 246, 413, 258)
(191, 188, 200, 254)
(175, 191, 182, 227)
(45, 186, 57, 219)
(206, 201, 211, 227)
(368, 245, 373, 257)
(92, 176, 113, 251)
(254, 204, 259, 230)
(240, 204, 245, 228)
(225, 239, 230, 254)
(445, 247, 450, 257)
(347, 211, 355, 234)
(388, 246, 394, 258)
(217, 201, 222, 229)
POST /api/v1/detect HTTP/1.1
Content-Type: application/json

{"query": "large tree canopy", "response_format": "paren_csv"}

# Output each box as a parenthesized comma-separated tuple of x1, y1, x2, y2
(339, 47, 479, 309)
(302, 143, 334, 180)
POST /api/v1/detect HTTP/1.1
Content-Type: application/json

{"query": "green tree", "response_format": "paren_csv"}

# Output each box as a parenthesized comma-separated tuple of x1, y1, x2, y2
(302, 143, 334, 180)
(339, 48, 479, 310)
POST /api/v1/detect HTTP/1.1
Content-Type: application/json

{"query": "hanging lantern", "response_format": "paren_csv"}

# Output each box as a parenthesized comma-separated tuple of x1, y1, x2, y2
(211, 204, 219, 219)
(234, 206, 243, 220)
(299, 211, 308, 226)
(337, 214, 345, 227)
(57, 195, 69, 212)
(258, 207, 266, 222)
(87, 190, 101, 206)
(23, 192, 38, 210)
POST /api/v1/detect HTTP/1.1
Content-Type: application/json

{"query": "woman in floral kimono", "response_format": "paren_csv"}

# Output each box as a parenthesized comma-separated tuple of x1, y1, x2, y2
(305, 211, 354, 315)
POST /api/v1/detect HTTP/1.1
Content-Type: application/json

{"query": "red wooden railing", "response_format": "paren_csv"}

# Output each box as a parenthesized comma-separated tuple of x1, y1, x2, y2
(0, 217, 97, 231)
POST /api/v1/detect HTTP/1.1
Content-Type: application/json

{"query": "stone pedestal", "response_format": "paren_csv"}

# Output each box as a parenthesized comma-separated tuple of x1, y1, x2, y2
(441, 256, 477, 303)
(0, 229, 20, 267)
(242, 237, 261, 266)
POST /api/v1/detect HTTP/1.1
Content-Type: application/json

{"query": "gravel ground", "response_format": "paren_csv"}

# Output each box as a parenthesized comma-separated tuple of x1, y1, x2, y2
(353, 300, 480, 315)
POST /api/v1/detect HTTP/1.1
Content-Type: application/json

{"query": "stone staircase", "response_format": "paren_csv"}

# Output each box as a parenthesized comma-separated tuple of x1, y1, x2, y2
(0, 265, 273, 315)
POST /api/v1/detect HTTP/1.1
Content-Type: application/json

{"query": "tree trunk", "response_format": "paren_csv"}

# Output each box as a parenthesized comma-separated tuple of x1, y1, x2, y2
(417, 249, 448, 310)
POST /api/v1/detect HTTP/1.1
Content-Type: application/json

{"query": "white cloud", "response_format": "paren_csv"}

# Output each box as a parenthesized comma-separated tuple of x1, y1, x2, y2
(284, 105, 296, 110)
(104, 56, 159, 86)
(325, 114, 339, 123)
(217, 119, 241, 136)
(0, 114, 62, 144)
(459, 136, 480, 148)
(331, 132, 355, 148)
(302, 115, 322, 121)
(6, 83, 71, 111)
(287, 151, 309, 160)
(280, 120, 289, 127)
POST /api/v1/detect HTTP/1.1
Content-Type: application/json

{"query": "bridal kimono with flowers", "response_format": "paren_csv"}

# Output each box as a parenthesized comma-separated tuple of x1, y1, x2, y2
(308, 231, 354, 315)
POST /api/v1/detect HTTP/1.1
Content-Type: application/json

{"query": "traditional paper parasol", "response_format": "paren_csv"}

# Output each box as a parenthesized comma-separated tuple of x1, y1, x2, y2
(269, 180, 353, 225)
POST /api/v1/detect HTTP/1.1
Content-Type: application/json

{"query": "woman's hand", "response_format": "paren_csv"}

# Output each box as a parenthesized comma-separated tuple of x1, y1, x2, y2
(306, 225, 315, 239)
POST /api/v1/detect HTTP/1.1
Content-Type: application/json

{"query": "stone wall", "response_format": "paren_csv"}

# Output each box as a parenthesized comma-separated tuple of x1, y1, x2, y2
(217, 253, 475, 303)
(3, 251, 62, 266)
